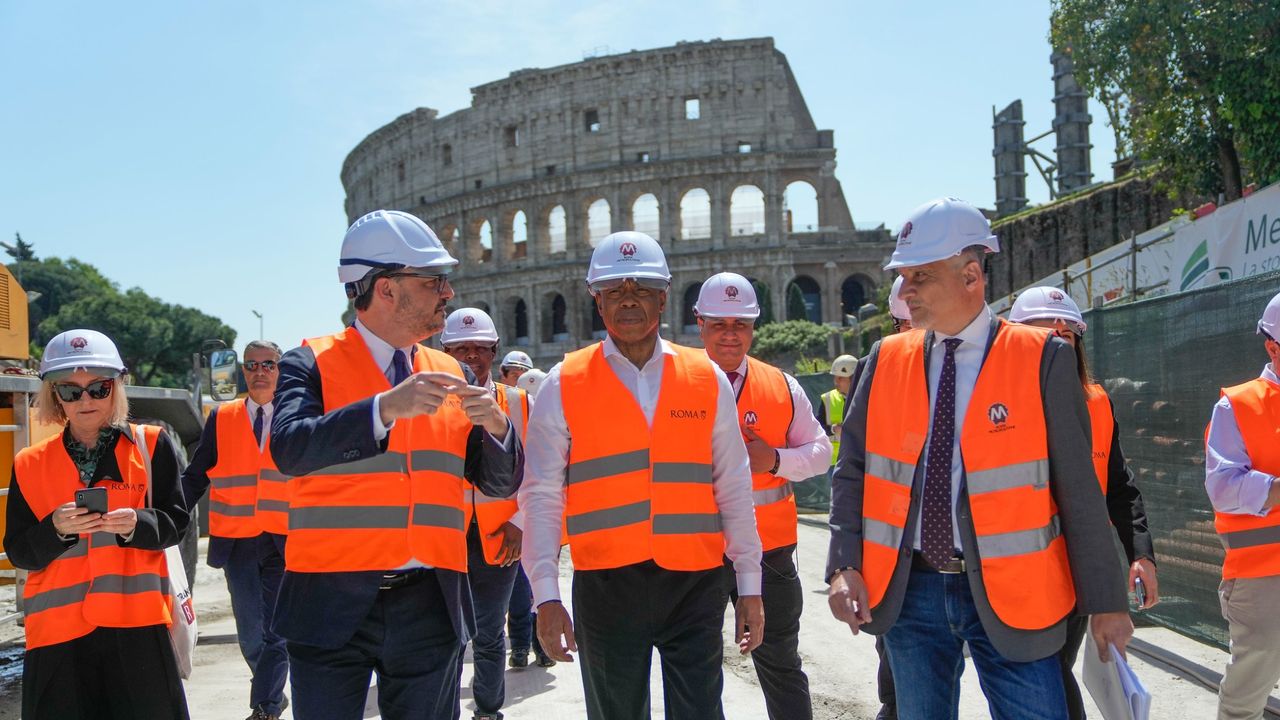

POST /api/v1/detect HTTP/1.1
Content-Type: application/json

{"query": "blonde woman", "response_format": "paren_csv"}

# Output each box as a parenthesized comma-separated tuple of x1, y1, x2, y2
(3, 329, 190, 719)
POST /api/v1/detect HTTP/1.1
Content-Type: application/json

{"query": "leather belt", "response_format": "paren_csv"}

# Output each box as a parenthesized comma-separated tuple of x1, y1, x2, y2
(379, 568, 430, 591)
(912, 551, 966, 574)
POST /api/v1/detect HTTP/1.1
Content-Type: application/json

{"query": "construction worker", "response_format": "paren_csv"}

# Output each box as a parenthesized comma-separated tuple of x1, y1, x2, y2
(440, 307, 530, 720)
(695, 271, 831, 720)
(516, 368, 546, 400)
(182, 339, 291, 720)
(520, 231, 764, 719)
(1206, 290, 1280, 720)
(869, 273, 914, 720)
(826, 197, 1133, 719)
(499, 350, 534, 386)
(5, 330, 191, 720)
(269, 209, 521, 720)
(817, 355, 857, 471)
(1010, 286, 1158, 720)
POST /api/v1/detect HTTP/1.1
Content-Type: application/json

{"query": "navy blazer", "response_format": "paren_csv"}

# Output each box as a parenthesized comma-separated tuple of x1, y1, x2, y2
(268, 342, 522, 649)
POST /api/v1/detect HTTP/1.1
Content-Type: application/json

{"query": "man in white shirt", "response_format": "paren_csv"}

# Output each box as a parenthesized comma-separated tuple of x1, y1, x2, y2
(695, 271, 830, 720)
(520, 232, 764, 720)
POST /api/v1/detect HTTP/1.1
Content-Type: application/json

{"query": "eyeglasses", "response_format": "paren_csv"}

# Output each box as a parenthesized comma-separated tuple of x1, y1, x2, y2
(53, 378, 115, 403)
(243, 360, 278, 372)
(588, 277, 669, 298)
(384, 271, 450, 287)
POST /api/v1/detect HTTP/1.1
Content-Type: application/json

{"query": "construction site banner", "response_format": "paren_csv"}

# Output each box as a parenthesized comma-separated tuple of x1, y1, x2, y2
(1171, 182, 1280, 293)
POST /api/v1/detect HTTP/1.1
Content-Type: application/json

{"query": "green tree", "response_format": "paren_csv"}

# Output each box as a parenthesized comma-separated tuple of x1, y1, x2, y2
(1051, 0, 1280, 201)
(785, 282, 809, 322)
(751, 279, 773, 326)
(2, 233, 36, 262)
(751, 320, 832, 365)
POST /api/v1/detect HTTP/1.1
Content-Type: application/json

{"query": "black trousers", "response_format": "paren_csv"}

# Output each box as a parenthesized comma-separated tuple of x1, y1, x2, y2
(1057, 614, 1090, 720)
(728, 545, 812, 720)
(22, 624, 190, 720)
(573, 561, 728, 720)
(287, 570, 462, 720)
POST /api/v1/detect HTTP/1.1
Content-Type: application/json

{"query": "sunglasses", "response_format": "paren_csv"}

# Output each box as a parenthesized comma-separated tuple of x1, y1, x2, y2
(243, 360, 278, 372)
(588, 277, 669, 297)
(53, 378, 115, 403)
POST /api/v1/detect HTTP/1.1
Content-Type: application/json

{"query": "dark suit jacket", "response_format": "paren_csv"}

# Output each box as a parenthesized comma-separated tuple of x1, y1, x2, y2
(268, 341, 522, 649)
(180, 405, 252, 569)
(826, 317, 1129, 662)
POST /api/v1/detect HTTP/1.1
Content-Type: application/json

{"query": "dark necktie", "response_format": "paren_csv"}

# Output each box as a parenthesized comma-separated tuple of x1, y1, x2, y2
(253, 405, 264, 445)
(391, 349, 411, 386)
(921, 337, 963, 569)
(726, 370, 741, 387)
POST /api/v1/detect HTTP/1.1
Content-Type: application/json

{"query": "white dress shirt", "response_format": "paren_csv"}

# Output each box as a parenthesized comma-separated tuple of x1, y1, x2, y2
(519, 335, 762, 607)
(722, 356, 833, 482)
(244, 397, 273, 452)
(913, 305, 994, 552)
(1205, 363, 1280, 516)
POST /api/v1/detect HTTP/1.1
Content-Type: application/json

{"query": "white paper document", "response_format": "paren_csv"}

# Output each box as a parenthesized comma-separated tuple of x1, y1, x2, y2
(1083, 642, 1152, 720)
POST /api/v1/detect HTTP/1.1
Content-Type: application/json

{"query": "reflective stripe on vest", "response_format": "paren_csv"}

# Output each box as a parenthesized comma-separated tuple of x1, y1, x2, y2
(286, 327, 471, 573)
(863, 321, 1075, 631)
(462, 382, 526, 565)
(1213, 377, 1280, 579)
(738, 356, 798, 551)
(14, 425, 173, 650)
(561, 341, 723, 571)
(1085, 384, 1114, 495)
(207, 400, 264, 538)
(822, 389, 845, 465)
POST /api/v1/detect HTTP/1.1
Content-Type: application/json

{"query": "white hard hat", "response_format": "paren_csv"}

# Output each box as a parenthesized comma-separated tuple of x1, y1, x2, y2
(830, 354, 858, 377)
(501, 350, 533, 369)
(585, 231, 671, 286)
(40, 329, 126, 381)
(694, 272, 760, 319)
(516, 368, 546, 398)
(884, 197, 999, 271)
(889, 276, 910, 321)
(1259, 291, 1280, 339)
(1009, 286, 1087, 335)
(440, 307, 500, 346)
(338, 209, 458, 286)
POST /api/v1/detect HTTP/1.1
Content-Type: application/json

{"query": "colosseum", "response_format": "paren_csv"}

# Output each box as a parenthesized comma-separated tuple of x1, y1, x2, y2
(342, 37, 894, 367)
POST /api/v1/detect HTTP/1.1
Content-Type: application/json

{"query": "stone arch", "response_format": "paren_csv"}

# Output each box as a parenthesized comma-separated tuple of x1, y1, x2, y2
(783, 180, 819, 234)
(729, 184, 765, 236)
(437, 224, 458, 258)
(841, 274, 875, 324)
(509, 209, 529, 259)
(501, 296, 531, 346)
(785, 275, 822, 323)
(546, 205, 567, 254)
(681, 281, 703, 333)
(541, 291, 570, 342)
(631, 193, 661, 240)
(469, 218, 493, 264)
(586, 198, 612, 248)
(585, 295, 607, 340)
(678, 188, 711, 241)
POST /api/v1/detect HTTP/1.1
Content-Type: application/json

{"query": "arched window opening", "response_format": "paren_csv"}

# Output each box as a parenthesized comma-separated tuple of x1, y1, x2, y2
(783, 181, 819, 234)
(682, 282, 703, 333)
(587, 199, 612, 247)
(679, 188, 711, 240)
(729, 185, 765, 236)
(548, 206, 567, 254)
(785, 276, 822, 324)
(631, 193, 660, 240)
(511, 210, 528, 259)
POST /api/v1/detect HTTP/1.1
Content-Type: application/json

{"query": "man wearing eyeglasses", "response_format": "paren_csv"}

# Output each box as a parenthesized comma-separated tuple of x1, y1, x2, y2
(269, 210, 521, 720)
(520, 231, 764, 719)
(181, 339, 290, 720)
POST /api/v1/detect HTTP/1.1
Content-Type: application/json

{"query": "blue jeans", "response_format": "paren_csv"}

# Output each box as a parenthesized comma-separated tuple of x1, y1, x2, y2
(223, 532, 289, 716)
(464, 523, 519, 716)
(507, 565, 534, 652)
(883, 568, 1067, 720)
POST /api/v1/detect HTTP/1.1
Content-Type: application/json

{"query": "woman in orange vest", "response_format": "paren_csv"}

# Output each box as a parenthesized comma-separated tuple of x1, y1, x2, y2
(3, 330, 190, 720)
(1011, 287, 1158, 720)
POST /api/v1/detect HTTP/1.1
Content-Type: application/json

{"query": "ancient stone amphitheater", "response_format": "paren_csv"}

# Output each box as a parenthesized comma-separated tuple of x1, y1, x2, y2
(342, 37, 894, 367)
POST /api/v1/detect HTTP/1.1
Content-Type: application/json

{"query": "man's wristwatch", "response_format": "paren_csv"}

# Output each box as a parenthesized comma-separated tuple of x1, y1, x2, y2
(828, 566, 855, 584)
(768, 450, 780, 475)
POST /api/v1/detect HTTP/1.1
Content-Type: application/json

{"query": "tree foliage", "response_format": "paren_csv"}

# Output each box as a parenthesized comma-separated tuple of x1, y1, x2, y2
(751, 320, 831, 365)
(785, 282, 809, 322)
(1051, 0, 1280, 201)
(2, 233, 36, 262)
(15, 255, 235, 388)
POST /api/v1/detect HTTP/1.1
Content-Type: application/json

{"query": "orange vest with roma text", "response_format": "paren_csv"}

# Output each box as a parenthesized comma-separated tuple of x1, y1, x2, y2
(1085, 384, 1114, 495)
(1213, 377, 1280, 580)
(285, 327, 473, 573)
(15, 425, 173, 650)
(737, 357, 797, 552)
(862, 321, 1076, 631)
(464, 383, 527, 564)
(560, 342, 724, 571)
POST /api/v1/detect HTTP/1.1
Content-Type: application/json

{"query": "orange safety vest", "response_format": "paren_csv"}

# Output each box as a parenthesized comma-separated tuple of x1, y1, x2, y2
(560, 342, 724, 571)
(286, 327, 473, 573)
(862, 320, 1076, 630)
(1085, 384, 1114, 495)
(208, 399, 291, 538)
(1213, 377, 1280, 580)
(738, 357, 797, 552)
(14, 425, 173, 650)
(464, 383, 527, 564)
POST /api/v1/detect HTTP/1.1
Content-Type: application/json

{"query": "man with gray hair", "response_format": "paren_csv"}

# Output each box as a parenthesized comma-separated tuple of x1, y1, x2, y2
(182, 339, 292, 720)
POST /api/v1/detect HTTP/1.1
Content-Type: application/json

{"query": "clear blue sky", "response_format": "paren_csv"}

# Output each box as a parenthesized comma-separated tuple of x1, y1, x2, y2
(1, 1, 1115, 353)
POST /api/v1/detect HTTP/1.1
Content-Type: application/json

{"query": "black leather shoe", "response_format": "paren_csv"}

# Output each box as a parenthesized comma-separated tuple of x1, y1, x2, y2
(534, 648, 556, 668)
(509, 650, 529, 668)
(875, 703, 897, 720)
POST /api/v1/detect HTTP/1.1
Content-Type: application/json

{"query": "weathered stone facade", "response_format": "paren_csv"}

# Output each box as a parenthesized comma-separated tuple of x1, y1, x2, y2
(342, 38, 893, 367)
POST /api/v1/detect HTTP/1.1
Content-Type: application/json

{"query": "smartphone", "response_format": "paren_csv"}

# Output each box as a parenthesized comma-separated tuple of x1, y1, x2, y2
(74, 487, 108, 515)
(1134, 577, 1147, 609)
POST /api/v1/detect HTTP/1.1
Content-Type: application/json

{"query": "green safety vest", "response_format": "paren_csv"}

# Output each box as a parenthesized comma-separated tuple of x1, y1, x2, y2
(821, 389, 846, 466)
